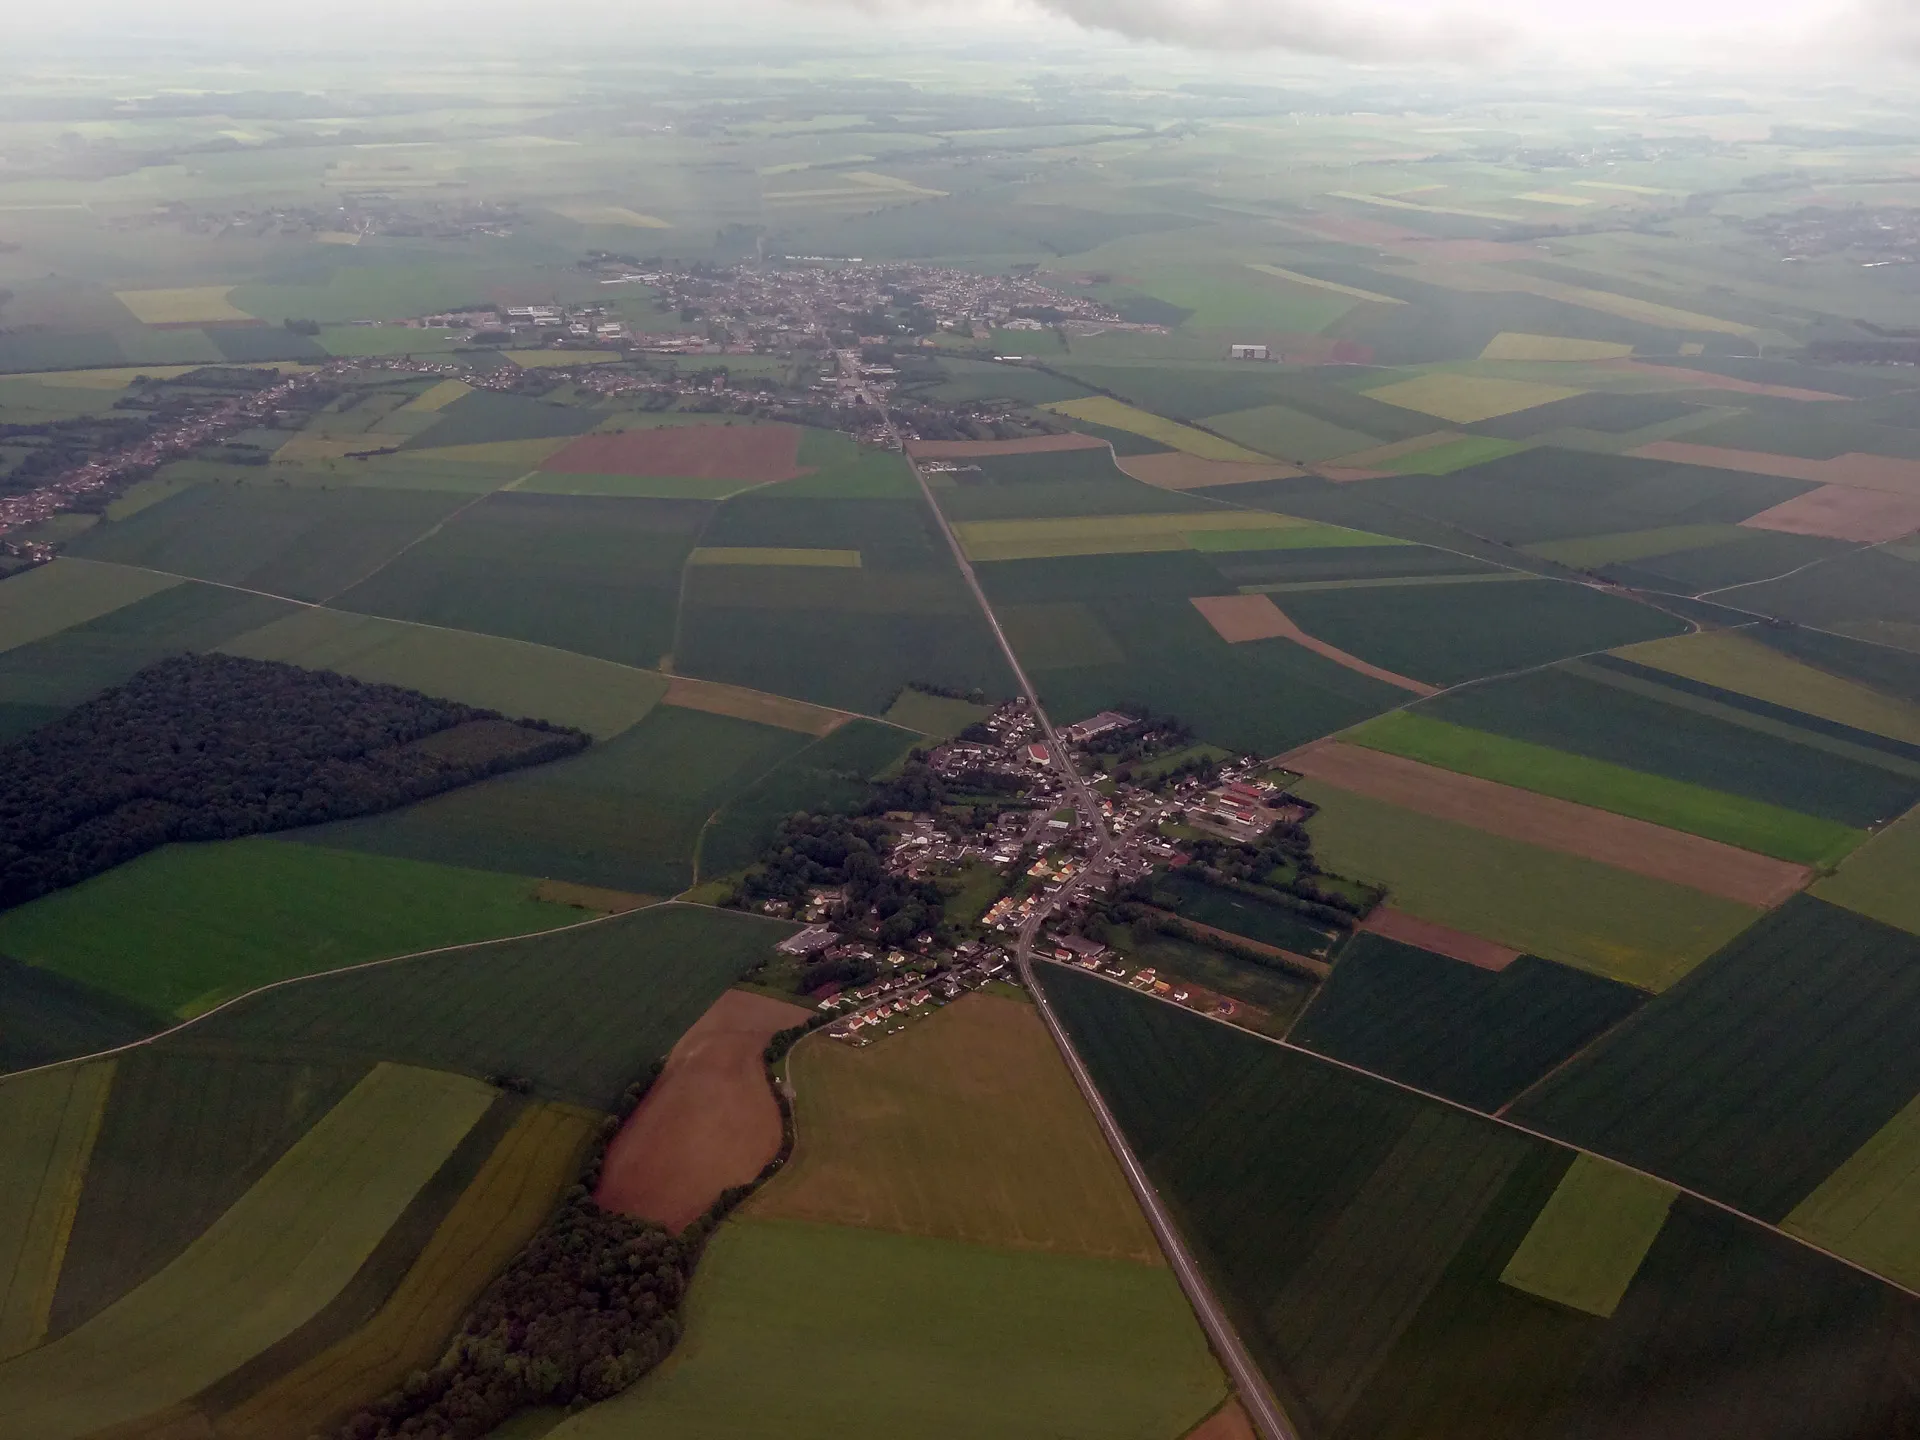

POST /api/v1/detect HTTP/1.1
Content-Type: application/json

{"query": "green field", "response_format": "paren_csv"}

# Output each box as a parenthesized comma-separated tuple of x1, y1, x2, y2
(0, 957, 158, 1075)
(1094, 923, 1317, 1036)
(0, 580, 297, 720)
(64, 485, 471, 604)
(219, 606, 669, 739)
(1290, 936, 1646, 1112)
(0, 1062, 113, 1359)
(1423, 664, 1920, 830)
(399, 390, 604, 449)
(296, 704, 814, 895)
(1150, 871, 1343, 957)
(1200, 403, 1381, 462)
(0, 1063, 493, 1440)
(1498, 1155, 1676, 1318)
(44, 1047, 366, 1340)
(1295, 781, 1761, 990)
(699, 719, 916, 878)
(881, 687, 992, 738)
(0, 839, 576, 1019)
(182, 903, 790, 1109)
(1512, 897, 1920, 1221)
(1347, 710, 1865, 865)
(753, 994, 1162, 1259)
(0, 558, 181, 654)
(1813, 805, 1920, 933)
(1784, 1093, 1920, 1291)
(545, 1218, 1224, 1440)
(1275, 578, 1688, 687)
(334, 493, 708, 671)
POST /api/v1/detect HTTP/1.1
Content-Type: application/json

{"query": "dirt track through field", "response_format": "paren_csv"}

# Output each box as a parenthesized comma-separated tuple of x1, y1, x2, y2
(906, 433, 1108, 458)
(1362, 906, 1521, 970)
(1190, 594, 1438, 696)
(1289, 742, 1810, 907)
(594, 989, 811, 1232)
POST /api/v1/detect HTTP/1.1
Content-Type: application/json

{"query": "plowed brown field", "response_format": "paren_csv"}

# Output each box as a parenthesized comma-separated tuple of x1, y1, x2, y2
(1181, 1399, 1257, 1440)
(1290, 741, 1810, 906)
(1118, 453, 1304, 489)
(541, 424, 803, 480)
(1741, 484, 1920, 542)
(594, 989, 812, 1231)
(1362, 905, 1521, 971)
(1190, 594, 1437, 695)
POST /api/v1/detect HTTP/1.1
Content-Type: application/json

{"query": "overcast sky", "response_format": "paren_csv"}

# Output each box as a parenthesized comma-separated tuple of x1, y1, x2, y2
(9, 0, 1915, 72)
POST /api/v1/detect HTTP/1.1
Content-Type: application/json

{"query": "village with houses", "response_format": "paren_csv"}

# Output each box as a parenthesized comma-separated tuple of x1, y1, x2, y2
(753, 696, 1319, 1048)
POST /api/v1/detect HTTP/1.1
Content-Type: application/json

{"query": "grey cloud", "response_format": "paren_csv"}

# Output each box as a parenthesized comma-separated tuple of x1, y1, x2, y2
(1019, 0, 1515, 61)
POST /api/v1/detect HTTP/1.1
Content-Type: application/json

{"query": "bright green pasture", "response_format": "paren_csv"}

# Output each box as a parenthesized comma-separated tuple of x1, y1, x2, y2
(1347, 710, 1864, 866)
(0, 1063, 492, 1440)
(0, 840, 574, 1019)
(219, 606, 668, 739)
(883, 688, 993, 738)
(546, 1218, 1224, 1440)
(1296, 781, 1761, 991)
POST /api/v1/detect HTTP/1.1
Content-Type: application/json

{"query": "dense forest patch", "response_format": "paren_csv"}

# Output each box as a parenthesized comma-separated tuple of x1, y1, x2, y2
(0, 652, 587, 909)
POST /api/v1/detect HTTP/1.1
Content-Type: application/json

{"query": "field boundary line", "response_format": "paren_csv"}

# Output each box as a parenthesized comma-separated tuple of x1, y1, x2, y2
(1694, 532, 1902, 600)
(315, 483, 512, 607)
(1035, 957, 1920, 1306)
(0, 900, 789, 1089)
(687, 728, 839, 886)
(51, 558, 916, 734)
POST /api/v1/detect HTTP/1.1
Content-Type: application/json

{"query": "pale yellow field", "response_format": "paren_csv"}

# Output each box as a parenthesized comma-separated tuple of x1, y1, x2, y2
(1479, 333, 1635, 363)
(1365, 373, 1584, 424)
(689, 547, 862, 568)
(554, 204, 671, 227)
(0, 1064, 494, 1440)
(1615, 630, 1920, 746)
(663, 675, 849, 737)
(1246, 263, 1403, 304)
(113, 287, 252, 325)
(23, 366, 205, 389)
(399, 379, 472, 413)
(1501, 1155, 1675, 1317)
(1043, 397, 1269, 462)
(1328, 191, 1522, 222)
(0, 1062, 114, 1360)
(1516, 192, 1597, 206)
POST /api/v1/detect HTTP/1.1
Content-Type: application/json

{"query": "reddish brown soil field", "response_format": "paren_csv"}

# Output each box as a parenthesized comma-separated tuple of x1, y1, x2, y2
(906, 433, 1108, 458)
(1118, 452, 1304, 489)
(1181, 1399, 1257, 1440)
(595, 988, 813, 1231)
(1363, 905, 1521, 971)
(1741, 484, 1920, 542)
(1604, 362, 1846, 403)
(1290, 741, 1810, 907)
(541, 423, 803, 480)
(1190, 595, 1438, 695)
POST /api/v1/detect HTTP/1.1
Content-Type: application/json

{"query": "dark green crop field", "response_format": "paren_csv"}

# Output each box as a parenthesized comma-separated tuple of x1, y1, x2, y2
(0, 953, 162, 1075)
(49, 1047, 370, 1338)
(0, 581, 297, 714)
(1511, 897, 1920, 1221)
(1423, 665, 1920, 829)
(1044, 965, 1920, 1438)
(1150, 871, 1344, 957)
(1752, 626, 1920, 706)
(1598, 530, 1853, 595)
(1277, 579, 1687, 687)
(295, 703, 813, 896)
(1290, 937, 1646, 1112)
(699, 718, 916, 878)
(64, 485, 469, 603)
(1735, 545, 1920, 635)
(400, 389, 603, 449)
(334, 492, 709, 669)
(934, 449, 1216, 522)
(1336, 449, 1816, 546)
(1054, 363, 1306, 421)
(1466, 391, 1703, 439)
(1205, 544, 1500, 588)
(179, 902, 789, 1109)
